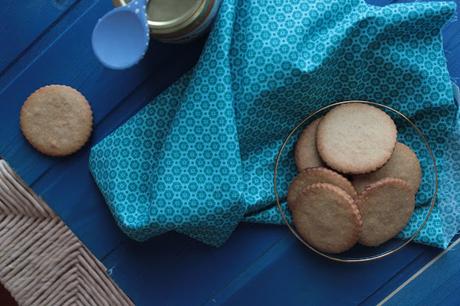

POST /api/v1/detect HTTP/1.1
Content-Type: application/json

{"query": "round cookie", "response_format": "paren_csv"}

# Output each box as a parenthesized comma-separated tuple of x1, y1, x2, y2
(316, 103, 397, 174)
(20, 85, 93, 157)
(356, 178, 415, 247)
(295, 118, 324, 171)
(352, 142, 422, 193)
(287, 167, 357, 209)
(289, 183, 362, 254)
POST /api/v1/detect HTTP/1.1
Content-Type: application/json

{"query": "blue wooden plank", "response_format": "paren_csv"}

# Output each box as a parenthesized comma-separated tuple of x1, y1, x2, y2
(212, 238, 428, 306)
(0, 0, 97, 91)
(102, 224, 291, 306)
(99, 223, 436, 306)
(0, 0, 205, 266)
(383, 238, 460, 305)
(0, 0, 202, 184)
(0, 0, 79, 73)
(0, 0, 458, 305)
(361, 246, 440, 305)
(0, 0, 119, 182)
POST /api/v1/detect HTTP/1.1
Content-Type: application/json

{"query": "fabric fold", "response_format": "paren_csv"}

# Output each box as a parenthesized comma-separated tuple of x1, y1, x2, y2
(90, 0, 459, 248)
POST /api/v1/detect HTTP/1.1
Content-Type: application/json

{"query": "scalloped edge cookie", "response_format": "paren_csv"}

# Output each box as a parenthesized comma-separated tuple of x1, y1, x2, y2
(287, 167, 357, 210)
(294, 117, 324, 171)
(316, 103, 397, 174)
(352, 142, 422, 193)
(20, 85, 93, 157)
(356, 178, 415, 247)
(290, 183, 362, 254)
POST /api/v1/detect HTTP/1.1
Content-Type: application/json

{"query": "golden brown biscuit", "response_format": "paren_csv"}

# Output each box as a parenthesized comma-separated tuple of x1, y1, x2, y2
(287, 167, 357, 209)
(352, 142, 422, 193)
(20, 85, 93, 157)
(294, 118, 324, 171)
(289, 183, 362, 254)
(316, 103, 397, 174)
(356, 178, 415, 247)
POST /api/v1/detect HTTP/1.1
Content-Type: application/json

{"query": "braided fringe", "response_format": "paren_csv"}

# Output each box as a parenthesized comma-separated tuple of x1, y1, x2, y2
(0, 160, 133, 306)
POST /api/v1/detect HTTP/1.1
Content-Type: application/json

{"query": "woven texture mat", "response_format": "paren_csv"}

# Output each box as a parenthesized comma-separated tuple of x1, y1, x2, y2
(0, 160, 133, 306)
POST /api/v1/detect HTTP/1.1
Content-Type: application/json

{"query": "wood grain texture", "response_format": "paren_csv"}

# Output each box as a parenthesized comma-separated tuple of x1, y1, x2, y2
(0, 0, 79, 73)
(0, 0, 458, 305)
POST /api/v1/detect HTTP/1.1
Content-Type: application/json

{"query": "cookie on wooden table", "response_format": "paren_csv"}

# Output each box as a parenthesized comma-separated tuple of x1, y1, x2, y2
(289, 183, 362, 254)
(294, 118, 324, 171)
(316, 103, 397, 174)
(287, 167, 357, 209)
(20, 85, 93, 157)
(352, 142, 422, 193)
(356, 178, 415, 247)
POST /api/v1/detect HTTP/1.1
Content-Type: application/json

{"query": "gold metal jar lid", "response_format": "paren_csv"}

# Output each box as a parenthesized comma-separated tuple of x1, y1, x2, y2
(112, 0, 214, 41)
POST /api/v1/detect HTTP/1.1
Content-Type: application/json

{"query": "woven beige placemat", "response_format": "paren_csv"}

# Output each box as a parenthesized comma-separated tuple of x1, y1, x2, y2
(0, 160, 134, 306)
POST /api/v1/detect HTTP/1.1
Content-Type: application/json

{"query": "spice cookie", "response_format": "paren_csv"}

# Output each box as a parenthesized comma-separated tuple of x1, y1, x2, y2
(316, 103, 397, 174)
(356, 178, 415, 247)
(352, 142, 422, 193)
(290, 183, 362, 254)
(20, 85, 93, 157)
(294, 118, 324, 171)
(287, 167, 357, 209)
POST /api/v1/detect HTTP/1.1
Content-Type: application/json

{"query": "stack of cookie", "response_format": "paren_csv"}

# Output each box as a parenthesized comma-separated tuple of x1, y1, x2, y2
(288, 103, 421, 254)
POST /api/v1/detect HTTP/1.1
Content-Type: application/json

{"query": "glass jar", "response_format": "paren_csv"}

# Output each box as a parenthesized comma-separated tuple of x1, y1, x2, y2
(112, 0, 222, 43)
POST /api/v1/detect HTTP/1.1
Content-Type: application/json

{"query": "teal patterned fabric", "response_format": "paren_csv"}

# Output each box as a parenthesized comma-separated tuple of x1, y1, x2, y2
(89, 0, 459, 248)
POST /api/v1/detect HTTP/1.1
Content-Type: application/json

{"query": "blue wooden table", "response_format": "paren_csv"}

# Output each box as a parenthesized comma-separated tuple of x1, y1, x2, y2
(0, 0, 459, 305)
